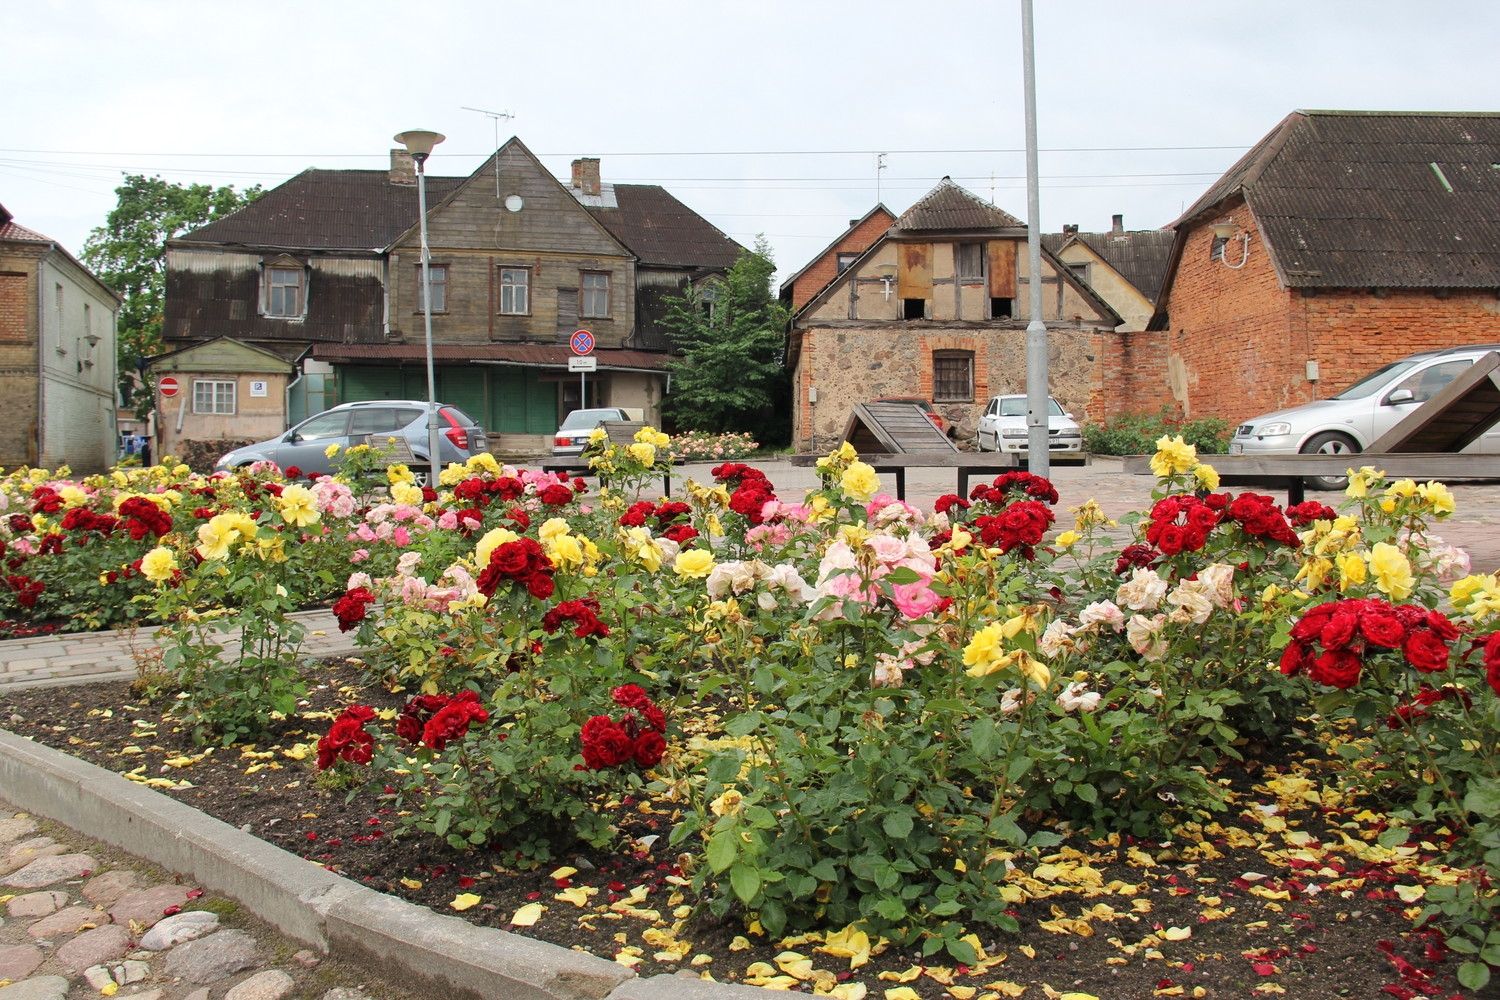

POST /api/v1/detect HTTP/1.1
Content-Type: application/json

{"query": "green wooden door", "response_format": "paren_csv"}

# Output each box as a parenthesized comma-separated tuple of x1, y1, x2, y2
(490, 368, 557, 433)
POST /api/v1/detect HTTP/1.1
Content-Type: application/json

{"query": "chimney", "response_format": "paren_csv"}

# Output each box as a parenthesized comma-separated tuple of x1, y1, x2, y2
(1063, 224, 1079, 236)
(571, 157, 601, 197)
(1112, 214, 1124, 236)
(389, 149, 416, 186)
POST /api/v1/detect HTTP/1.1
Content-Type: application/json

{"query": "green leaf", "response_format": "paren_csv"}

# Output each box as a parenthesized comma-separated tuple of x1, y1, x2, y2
(723, 711, 763, 737)
(729, 863, 762, 904)
(883, 812, 915, 840)
(1075, 782, 1099, 805)
(1463, 778, 1500, 816)
(1377, 826, 1410, 848)
(706, 831, 738, 873)
(808, 859, 839, 882)
(1458, 961, 1490, 991)
(945, 937, 978, 964)
(873, 896, 907, 921)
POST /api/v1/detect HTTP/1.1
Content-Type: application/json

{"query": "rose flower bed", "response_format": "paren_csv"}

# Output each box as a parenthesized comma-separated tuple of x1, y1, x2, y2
(0, 432, 1497, 998)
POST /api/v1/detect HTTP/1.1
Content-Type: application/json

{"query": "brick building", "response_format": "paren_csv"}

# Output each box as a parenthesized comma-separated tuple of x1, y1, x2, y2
(1102, 110, 1500, 428)
(0, 203, 119, 473)
(785, 179, 1119, 453)
(163, 137, 743, 457)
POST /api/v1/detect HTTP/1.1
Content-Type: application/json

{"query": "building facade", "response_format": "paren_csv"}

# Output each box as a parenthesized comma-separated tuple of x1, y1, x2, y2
(0, 203, 119, 473)
(786, 180, 1119, 452)
(163, 138, 742, 459)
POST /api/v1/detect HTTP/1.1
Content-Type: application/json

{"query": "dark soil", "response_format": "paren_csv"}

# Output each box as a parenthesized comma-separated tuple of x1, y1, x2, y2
(0, 659, 1486, 1000)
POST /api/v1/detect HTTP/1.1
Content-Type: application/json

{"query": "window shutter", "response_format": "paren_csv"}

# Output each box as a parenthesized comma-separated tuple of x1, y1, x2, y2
(897, 243, 932, 299)
(988, 241, 1017, 298)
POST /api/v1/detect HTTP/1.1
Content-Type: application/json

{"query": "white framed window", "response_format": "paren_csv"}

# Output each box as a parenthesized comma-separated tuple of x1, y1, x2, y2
(580, 271, 610, 318)
(265, 267, 304, 317)
(193, 379, 237, 415)
(499, 267, 530, 315)
(417, 264, 447, 314)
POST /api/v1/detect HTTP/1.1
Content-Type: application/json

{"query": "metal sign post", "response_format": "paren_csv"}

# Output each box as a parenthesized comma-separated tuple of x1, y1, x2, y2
(570, 329, 595, 408)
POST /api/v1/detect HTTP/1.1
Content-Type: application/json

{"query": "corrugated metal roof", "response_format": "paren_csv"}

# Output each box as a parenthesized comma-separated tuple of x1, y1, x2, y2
(892, 178, 1025, 233)
(1043, 228, 1176, 303)
(586, 184, 744, 269)
(309, 343, 674, 370)
(1175, 110, 1500, 289)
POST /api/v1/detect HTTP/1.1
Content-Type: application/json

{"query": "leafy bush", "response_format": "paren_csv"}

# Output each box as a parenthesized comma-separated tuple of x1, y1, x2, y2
(1085, 406, 1229, 455)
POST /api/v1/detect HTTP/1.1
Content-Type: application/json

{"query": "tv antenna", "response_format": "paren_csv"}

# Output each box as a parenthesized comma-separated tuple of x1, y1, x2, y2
(462, 106, 516, 199)
(876, 152, 888, 204)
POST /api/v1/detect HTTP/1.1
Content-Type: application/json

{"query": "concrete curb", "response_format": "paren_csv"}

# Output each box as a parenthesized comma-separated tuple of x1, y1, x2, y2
(0, 729, 757, 1000)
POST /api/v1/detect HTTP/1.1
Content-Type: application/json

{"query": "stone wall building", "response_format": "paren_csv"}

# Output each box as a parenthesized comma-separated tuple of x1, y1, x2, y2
(786, 180, 1120, 453)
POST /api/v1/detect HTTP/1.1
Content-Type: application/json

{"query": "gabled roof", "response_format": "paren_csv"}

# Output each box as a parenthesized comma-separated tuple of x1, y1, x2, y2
(1043, 228, 1175, 304)
(1171, 109, 1500, 289)
(586, 184, 743, 270)
(778, 204, 896, 297)
(891, 178, 1025, 233)
(0, 200, 52, 243)
(174, 170, 466, 251)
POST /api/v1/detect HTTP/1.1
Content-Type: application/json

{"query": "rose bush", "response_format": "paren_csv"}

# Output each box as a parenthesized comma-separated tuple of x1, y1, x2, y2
(1, 433, 1496, 977)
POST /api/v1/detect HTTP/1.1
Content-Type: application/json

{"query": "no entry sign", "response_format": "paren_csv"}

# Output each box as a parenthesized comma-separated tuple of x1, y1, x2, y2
(158, 376, 180, 398)
(570, 329, 595, 355)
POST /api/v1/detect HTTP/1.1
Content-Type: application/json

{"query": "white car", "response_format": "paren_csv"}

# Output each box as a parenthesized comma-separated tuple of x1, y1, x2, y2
(1229, 344, 1500, 489)
(976, 395, 1084, 454)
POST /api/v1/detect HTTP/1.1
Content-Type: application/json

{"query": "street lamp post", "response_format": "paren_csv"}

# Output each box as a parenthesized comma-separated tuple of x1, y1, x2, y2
(394, 129, 446, 490)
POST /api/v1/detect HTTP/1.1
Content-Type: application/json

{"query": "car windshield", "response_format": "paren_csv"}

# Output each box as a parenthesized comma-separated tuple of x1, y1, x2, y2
(1332, 361, 1418, 400)
(559, 409, 621, 430)
(998, 398, 1064, 417)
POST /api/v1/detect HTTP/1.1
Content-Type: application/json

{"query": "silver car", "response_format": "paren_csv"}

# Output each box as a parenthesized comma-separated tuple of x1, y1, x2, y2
(1229, 344, 1500, 489)
(976, 395, 1084, 454)
(215, 400, 488, 483)
(551, 407, 631, 458)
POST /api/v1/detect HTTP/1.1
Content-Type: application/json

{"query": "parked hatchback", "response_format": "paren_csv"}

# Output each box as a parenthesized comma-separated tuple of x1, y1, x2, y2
(215, 400, 488, 482)
(976, 395, 1084, 454)
(1229, 344, 1500, 489)
(552, 407, 632, 458)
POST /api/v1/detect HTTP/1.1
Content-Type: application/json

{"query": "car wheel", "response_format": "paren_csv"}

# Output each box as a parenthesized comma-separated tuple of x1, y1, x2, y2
(1300, 431, 1360, 491)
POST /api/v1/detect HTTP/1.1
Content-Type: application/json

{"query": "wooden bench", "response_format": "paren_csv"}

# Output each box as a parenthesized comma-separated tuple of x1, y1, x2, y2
(1124, 351, 1500, 503)
(540, 421, 674, 495)
(789, 402, 1086, 500)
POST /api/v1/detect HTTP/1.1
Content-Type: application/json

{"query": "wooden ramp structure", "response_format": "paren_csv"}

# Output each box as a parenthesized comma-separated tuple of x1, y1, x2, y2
(792, 401, 1087, 500)
(1126, 351, 1500, 503)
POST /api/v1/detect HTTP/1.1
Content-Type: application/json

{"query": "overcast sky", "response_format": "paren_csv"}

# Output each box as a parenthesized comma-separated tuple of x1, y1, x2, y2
(4, 0, 1497, 283)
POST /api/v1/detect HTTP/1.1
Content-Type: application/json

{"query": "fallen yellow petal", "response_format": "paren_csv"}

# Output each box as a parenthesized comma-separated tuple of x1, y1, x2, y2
(885, 989, 922, 1000)
(510, 902, 544, 926)
(450, 893, 481, 911)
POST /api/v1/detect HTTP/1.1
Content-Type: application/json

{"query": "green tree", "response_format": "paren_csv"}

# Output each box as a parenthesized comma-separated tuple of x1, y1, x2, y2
(659, 237, 791, 446)
(82, 175, 263, 417)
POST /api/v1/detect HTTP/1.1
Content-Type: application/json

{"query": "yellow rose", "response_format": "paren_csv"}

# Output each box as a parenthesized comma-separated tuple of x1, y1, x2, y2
(276, 484, 321, 528)
(1384, 479, 1418, 499)
(1450, 573, 1500, 618)
(1345, 466, 1383, 498)
(387, 464, 416, 485)
(465, 452, 502, 475)
(1192, 462, 1220, 492)
(588, 427, 609, 444)
(325, 443, 340, 459)
(390, 482, 424, 507)
(544, 534, 584, 571)
(839, 461, 880, 503)
(673, 549, 716, 579)
(1367, 542, 1415, 601)
(1416, 481, 1456, 516)
(1054, 530, 1081, 548)
(962, 621, 1011, 677)
(1335, 552, 1367, 591)
(538, 517, 571, 542)
(622, 527, 664, 573)
(1149, 435, 1197, 478)
(627, 442, 657, 467)
(140, 546, 178, 584)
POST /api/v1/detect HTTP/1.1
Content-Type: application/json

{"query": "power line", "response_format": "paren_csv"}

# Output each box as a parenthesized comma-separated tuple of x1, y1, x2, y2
(0, 143, 1250, 159)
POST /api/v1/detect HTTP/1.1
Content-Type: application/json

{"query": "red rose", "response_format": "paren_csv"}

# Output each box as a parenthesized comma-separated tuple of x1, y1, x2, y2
(1484, 632, 1500, 696)
(332, 587, 377, 632)
(1319, 612, 1359, 651)
(539, 484, 574, 506)
(580, 716, 635, 769)
(1402, 629, 1451, 673)
(632, 730, 666, 768)
(1308, 648, 1362, 689)
(1280, 641, 1312, 677)
(1360, 612, 1406, 649)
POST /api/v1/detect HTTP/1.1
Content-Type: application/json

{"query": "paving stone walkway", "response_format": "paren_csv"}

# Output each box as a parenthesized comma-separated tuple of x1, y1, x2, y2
(0, 799, 416, 1000)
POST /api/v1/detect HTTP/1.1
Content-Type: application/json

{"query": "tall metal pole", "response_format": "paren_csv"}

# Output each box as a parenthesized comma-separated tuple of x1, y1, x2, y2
(1021, 0, 1050, 479)
(415, 153, 442, 491)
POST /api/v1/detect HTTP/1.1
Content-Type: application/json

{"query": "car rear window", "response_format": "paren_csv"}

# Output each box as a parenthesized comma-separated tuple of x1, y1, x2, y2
(439, 406, 477, 426)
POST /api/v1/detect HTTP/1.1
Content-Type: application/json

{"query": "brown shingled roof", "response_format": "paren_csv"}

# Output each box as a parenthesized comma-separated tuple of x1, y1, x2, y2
(892, 178, 1025, 233)
(1043, 228, 1176, 304)
(1173, 110, 1500, 289)
(174, 169, 467, 251)
(586, 184, 743, 269)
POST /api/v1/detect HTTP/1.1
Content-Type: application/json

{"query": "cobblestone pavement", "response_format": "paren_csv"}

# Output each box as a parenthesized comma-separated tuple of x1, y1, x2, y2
(0, 799, 420, 1000)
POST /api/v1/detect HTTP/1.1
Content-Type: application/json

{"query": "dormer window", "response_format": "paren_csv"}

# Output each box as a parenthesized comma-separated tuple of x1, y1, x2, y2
(264, 260, 305, 318)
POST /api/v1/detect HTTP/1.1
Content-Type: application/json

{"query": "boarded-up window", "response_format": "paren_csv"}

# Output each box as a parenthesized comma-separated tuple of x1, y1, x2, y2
(956, 243, 985, 281)
(932, 350, 974, 403)
(988, 241, 1017, 299)
(897, 243, 932, 300)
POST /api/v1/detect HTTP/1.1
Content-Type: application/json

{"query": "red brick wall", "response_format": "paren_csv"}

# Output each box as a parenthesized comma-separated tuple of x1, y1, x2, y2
(1128, 202, 1500, 430)
(788, 209, 896, 311)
